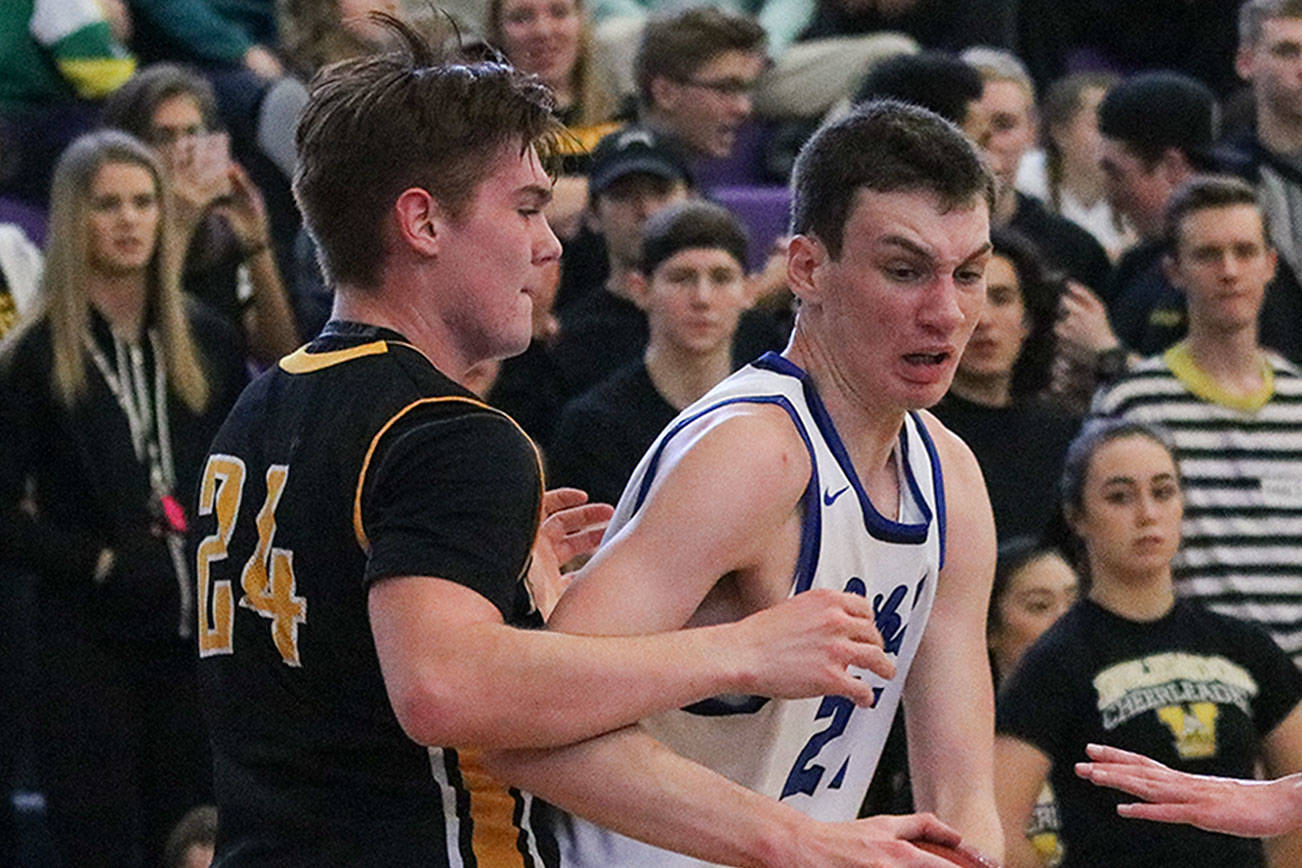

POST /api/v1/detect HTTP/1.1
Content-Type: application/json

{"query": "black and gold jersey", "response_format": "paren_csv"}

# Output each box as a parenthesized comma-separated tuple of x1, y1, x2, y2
(196, 320, 553, 866)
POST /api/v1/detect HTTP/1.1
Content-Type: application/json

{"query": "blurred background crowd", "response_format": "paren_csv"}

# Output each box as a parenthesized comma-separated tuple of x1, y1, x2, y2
(2, 0, 1302, 866)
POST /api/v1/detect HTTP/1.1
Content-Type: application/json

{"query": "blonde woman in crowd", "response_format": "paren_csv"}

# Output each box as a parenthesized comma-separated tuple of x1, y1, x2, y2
(0, 130, 246, 866)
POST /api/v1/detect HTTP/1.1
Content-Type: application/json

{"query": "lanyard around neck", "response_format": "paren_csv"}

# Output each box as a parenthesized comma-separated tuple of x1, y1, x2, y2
(84, 329, 176, 492)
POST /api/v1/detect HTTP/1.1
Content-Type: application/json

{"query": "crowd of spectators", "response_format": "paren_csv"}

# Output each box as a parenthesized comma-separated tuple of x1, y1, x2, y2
(3, 0, 1302, 866)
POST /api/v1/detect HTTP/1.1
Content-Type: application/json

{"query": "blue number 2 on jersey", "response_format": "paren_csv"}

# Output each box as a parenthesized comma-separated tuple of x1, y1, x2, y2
(780, 577, 907, 800)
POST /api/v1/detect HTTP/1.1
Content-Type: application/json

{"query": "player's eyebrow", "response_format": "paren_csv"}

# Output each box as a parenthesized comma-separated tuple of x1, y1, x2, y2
(518, 184, 553, 207)
(961, 241, 993, 261)
(878, 235, 934, 259)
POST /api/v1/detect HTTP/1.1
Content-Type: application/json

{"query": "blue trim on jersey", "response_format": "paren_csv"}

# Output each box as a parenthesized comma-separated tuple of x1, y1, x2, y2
(754, 353, 932, 545)
(911, 411, 947, 571)
(635, 388, 823, 718)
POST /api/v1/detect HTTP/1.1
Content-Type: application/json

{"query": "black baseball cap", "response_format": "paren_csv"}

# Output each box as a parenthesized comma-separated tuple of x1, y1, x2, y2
(1098, 71, 1219, 165)
(588, 126, 693, 197)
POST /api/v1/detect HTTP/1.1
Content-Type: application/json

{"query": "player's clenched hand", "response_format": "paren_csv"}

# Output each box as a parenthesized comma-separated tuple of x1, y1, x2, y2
(729, 588, 895, 706)
(788, 812, 966, 867)
(1075, 743, 1302, 838)
(527, 488, 614, 620)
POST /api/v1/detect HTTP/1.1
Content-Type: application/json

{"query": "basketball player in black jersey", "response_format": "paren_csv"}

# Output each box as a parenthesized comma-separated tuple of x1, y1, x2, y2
(194, 14, 907, 866)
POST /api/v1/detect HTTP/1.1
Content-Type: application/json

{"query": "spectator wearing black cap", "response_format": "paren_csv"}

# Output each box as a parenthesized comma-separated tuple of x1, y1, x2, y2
(548, 200, 751, 506)
(1051, 72, 1220, 400)
(543, 127, 694, 412)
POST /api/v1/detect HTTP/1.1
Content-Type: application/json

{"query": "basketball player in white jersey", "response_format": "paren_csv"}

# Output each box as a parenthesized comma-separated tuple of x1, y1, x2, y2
(486, 101, 1004, 866)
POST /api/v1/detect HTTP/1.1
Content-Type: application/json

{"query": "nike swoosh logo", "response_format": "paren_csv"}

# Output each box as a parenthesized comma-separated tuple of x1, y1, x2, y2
(823, 485, 850, 506)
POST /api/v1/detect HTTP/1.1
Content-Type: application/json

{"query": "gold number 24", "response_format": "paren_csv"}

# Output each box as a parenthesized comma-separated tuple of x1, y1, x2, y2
(196, 454, 307, 666)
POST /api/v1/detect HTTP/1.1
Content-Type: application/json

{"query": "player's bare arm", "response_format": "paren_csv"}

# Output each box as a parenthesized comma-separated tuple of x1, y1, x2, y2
(903, 414, 1004, 860)
(493, 726, 967, 868)
(370, 405, 893, 750)
(481, 403, 970, 867)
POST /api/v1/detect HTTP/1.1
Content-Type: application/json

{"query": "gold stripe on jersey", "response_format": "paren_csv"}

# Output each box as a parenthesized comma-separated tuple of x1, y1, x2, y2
(352, 395, 543, 553)
(459, 748, 527, 864)
(279, 340, 389, 374)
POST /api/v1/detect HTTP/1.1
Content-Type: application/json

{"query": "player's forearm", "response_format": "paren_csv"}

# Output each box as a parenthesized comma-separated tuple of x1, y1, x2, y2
(905, 638, 1003, 856)
(483, 726, 806, 868)
(392, 620, 755, 749)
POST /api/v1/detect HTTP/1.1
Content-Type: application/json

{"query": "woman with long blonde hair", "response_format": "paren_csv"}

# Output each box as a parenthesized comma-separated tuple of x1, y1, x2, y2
(0, 129, 246, 867)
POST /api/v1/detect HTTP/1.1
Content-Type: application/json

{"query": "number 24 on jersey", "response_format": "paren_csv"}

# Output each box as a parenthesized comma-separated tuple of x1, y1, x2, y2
(196, 454, 307, 666)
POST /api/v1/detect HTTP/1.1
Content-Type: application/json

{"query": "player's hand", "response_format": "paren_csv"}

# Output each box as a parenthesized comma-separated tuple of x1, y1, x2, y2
(729, 588, 895, 706)
(527, 488, 613, 620)
(789, 812, 967, 867)
(1075, 743, 1302, 838)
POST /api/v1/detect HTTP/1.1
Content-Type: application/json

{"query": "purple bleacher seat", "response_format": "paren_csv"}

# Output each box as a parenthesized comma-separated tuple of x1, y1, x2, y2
(709, 185, 791, 271)
(0, 198, 47, 247)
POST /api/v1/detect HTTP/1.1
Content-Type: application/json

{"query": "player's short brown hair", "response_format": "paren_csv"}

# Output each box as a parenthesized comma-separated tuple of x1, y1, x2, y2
(634, 8, 766, 109)
(790, 100, 995, 260)
(293, 13, 562, 288)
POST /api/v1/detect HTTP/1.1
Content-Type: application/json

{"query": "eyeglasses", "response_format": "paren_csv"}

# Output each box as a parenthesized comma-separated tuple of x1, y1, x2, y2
(148, 123, 204, 146)
(678, 77, 758, 99)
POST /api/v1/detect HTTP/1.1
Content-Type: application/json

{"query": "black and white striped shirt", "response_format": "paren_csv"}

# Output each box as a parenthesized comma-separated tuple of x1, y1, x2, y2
(1094, 342, 1302, 666)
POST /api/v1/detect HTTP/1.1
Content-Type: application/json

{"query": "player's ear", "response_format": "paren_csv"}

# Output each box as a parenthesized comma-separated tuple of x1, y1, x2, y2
(786, 234, 827, 305)
(393, 187, 443, 258)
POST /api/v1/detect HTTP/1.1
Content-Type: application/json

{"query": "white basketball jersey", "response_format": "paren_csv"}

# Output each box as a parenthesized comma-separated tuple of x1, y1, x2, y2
(551, 353, 946, 867)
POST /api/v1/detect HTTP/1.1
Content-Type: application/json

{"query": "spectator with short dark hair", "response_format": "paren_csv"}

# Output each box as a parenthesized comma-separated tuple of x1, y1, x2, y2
(549, 199, 750, 506)
(1093, 175, 1302, 669)
(634, 8, 767, 161)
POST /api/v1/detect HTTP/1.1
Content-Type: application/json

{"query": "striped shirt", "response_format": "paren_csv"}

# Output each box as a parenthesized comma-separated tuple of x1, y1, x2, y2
(1093, 342, 1302, 666)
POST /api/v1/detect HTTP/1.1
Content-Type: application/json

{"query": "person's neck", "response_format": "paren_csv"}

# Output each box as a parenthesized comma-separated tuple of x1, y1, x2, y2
(1089, 571, 1175, 622)
(948, 368, 1012, 408)
(644, 340, 732, 410)
(331, 284, 473, 382)
(1184, 323, 1267, 396)
(605, 262, 638, 301)
(785, 326, 905, 481)
(87, 271, 148, 340)
(1257, 103, 1302, 155)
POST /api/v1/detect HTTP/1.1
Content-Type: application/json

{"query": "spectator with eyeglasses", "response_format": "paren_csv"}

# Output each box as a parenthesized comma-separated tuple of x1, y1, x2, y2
(633, 8, 767, 162)
(100, 64, 299, 366)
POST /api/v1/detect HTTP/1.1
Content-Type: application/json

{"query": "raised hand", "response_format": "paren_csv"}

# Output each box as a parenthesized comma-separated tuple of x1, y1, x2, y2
(211, 162, 271, 252)
(728, 587, 896, 706)
(1075, 743, 1302, 838)
(528, 488, 614, 620)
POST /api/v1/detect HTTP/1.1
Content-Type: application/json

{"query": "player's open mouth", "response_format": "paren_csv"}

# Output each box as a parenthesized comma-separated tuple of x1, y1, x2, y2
(903, 352, 950, 366)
